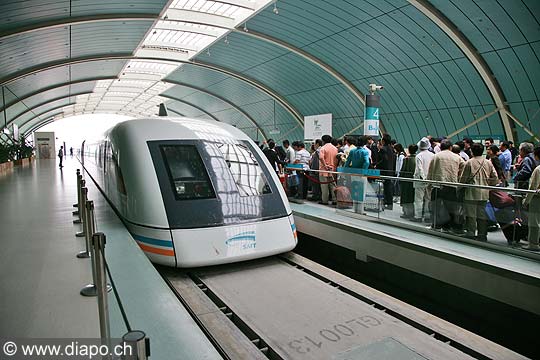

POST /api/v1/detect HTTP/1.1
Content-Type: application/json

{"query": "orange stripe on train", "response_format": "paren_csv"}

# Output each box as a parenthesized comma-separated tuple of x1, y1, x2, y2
(137, 242, 175, 256)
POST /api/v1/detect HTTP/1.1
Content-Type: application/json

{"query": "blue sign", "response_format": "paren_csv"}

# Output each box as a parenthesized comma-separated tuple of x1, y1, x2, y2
(337, 167, 380, 177)
(365, 107, 380, 120)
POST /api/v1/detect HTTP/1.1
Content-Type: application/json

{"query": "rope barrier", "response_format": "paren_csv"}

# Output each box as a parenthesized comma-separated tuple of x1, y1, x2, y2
(102, 248, 132, 332)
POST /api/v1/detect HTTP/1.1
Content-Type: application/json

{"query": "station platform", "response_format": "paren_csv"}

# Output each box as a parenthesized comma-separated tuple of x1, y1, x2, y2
(0, 158, 535, 359)
(290, 201, 540, 316)
(0, 158, 221, 359)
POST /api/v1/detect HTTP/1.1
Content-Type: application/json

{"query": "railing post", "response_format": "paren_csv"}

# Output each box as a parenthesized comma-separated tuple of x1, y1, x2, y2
(75, 184, 87, 236)
(81, 201, 111, 297)
(122, 331, 150, 360)
(72, 169, 81, 215)
(93, 232, 110, 341)
(77, 200, 94, 259)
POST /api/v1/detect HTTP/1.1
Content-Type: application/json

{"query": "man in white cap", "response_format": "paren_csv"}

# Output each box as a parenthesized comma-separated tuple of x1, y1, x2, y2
(411, 137, 434, 222)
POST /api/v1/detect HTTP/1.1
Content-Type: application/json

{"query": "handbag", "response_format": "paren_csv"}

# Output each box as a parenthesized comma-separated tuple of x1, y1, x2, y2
(489, 188, 514, 208)
(286, 174, 299, 187)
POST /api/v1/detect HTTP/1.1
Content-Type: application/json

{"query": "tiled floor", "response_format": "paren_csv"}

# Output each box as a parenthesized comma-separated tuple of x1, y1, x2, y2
(0, 158, 99, 337)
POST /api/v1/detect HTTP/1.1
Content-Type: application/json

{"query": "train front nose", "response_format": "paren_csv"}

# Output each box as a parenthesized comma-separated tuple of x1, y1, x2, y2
(171, 216, 296, 267)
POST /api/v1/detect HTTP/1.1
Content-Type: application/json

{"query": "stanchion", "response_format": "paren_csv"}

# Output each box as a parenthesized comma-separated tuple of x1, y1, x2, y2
(81, 202, 111, 297)
(93, 232, 110, 340)
(73, 169, 82, 210)
(122, 331, 150, 359)
(77, 200, 94, 259)
(74, 179, 86, 226)
(72, 169, 81, 215)
(75, 185, 87, 236)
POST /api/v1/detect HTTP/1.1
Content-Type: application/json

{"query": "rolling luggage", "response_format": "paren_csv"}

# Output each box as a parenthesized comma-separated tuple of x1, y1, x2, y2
(334, 186, 352, 209)
(493, 205, 528, 243)
(364, 181, 384, 212)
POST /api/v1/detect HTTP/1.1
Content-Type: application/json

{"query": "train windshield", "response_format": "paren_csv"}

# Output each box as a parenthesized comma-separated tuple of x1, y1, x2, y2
(160, 145, 216, 200)
(215, 142, 271, 196)
(149, 139, 288, 229)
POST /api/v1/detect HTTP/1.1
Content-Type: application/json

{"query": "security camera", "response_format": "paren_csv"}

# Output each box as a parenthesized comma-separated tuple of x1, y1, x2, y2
(368, 83, 384, 93)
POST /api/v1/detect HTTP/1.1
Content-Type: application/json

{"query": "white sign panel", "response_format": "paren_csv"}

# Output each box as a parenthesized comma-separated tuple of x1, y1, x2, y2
(12, 124, 19, 141)
(304, 113, 332, 140)
(363, 120, 379, 136)
(34, 132, 55, 159)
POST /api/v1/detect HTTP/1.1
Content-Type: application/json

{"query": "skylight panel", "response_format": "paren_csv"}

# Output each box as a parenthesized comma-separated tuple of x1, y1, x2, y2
(80, 0, 271, 118)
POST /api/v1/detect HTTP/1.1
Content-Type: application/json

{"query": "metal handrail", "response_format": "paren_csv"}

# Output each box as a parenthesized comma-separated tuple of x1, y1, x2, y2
(297, 167, 539, 195)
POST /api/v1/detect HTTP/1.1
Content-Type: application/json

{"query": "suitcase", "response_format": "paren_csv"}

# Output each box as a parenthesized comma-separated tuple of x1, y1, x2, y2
(334, 186, 352, 209)
(500, 221, 528, 243)
(364, 181, 384, 212)
(494, 206, 528, 243)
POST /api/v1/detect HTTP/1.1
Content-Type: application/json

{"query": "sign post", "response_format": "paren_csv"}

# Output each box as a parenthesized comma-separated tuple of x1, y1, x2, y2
(364, 94, 380, 136)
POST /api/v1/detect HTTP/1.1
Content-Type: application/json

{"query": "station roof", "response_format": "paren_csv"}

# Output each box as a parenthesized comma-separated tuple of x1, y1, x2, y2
(0, 0, 539, 145)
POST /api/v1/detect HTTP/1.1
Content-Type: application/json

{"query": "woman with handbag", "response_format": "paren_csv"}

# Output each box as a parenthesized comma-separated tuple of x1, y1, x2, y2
(459, 143, 498, 241)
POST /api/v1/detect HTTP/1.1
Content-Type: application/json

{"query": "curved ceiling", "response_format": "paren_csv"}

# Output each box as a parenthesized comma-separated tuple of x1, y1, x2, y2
(0, 0, 539, 146)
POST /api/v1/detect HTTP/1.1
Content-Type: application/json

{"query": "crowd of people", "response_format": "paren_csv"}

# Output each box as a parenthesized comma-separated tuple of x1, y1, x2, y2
(259, 134, 540, 251)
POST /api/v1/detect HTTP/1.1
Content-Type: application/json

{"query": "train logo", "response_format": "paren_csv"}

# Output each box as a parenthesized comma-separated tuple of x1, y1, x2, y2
(225, 231, 257, 250)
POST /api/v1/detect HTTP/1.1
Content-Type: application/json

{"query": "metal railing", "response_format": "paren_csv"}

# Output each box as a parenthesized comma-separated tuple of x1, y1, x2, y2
(285, 166, 540, 258)
(72, 169, 151, 359)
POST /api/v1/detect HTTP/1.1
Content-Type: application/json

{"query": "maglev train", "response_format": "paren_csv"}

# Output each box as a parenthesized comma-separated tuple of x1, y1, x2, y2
(81, 117, 297, 267)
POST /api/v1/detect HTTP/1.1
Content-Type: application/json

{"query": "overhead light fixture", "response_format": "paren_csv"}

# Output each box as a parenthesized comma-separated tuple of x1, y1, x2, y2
(243, 23, 248, 32)
(273, 2, 279, 15)
(207, 49, 211, 56)
(224, 36, 229, 45)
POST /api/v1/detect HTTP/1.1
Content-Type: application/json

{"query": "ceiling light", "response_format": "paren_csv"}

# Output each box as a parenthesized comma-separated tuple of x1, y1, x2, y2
(243, 23, 248, 32)
(224, 36, 229, 45)
(273, 2, 279, 15)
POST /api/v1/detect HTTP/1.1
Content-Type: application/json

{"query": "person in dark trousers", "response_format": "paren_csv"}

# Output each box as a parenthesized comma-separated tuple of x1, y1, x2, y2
(400, 144, 417, 219)
(376, 133, 396, 209)
(58, 146, 64, 168)
(69, 147, 74, 157)
(262, 140, 282, 174)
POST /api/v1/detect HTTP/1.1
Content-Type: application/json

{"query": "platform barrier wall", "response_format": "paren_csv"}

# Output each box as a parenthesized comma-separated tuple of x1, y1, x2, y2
(287, 166, 540, 260)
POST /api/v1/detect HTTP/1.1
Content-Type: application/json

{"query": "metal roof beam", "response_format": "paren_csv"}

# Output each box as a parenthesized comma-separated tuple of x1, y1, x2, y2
(162, 80, 267, 140)
(165, 98, 220, 122)
(164, 9, 235, 29)
(0, 14, 158, 40)
(210, 0, 257, 10)
(166, 107, 186, 117)
(233, 29, 366, 107)
(19, 103, 75, 131)
(408, 0, 513, 142)
(153, 22, 222, 37)
(6, 91, 93, 128)
(0, 54, 304, 128)
(25, 117, 57, 136)
(0, 76, 117, 113)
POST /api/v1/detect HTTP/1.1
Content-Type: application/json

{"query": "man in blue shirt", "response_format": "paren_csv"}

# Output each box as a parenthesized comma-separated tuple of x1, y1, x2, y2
(498, 141, 512, 180)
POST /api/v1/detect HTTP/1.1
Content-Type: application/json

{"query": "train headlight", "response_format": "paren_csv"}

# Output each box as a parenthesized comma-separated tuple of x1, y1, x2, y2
(175, 181, 186, 194)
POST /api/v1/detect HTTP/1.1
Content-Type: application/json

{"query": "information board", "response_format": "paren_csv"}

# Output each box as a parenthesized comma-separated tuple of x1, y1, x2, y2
(304, 113, 332, 140)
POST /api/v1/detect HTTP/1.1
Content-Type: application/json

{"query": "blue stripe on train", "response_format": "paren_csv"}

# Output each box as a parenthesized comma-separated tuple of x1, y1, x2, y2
(132, 234, 174, 248)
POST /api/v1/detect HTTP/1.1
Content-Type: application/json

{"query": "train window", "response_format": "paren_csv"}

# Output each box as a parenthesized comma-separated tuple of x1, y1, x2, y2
(160, 145, 216, 200)
(216, 142, 272, 196)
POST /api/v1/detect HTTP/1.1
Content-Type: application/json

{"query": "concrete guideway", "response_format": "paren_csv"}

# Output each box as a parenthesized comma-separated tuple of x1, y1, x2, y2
(164, 254, 526, 359)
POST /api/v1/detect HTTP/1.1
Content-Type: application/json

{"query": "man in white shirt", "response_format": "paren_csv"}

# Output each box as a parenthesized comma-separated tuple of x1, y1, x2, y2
(412, 137, 435, 222)
(294, 142, 311, 199)
(283, 139, 295, 165)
